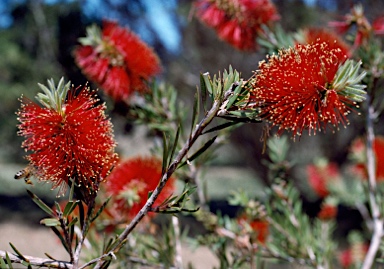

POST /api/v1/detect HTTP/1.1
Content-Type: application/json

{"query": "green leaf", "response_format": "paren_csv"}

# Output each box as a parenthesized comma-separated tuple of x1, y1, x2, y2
(179, 136, 217, 167)
(162, 132, 169, 175)
(201, 72, 213, 96)
(0, 257, 7, 269)
(225, 110, 261, 121)
(68, 178, 76, 202)
(9, 243, 28, 262)
(27, 190, 55, 217)
(103, 237, 114, 253)
(63, 201, 79, 217)
(225, 82, 242, 110)
(168, 124, 181, 164)
(203, 121, 241, 134)
(50, 226, 71, 255)
(40, 218, 61, 227)
(200, 73, 208, 111)
(91, 196, 111, 223)
(267, 136, 289, 163)
(67, 217, 78, 228)
(78, 201, 85, 229)
(5, 253, 13, 269)
(190, 90, 200, 137)
(332, 60, 366, 102)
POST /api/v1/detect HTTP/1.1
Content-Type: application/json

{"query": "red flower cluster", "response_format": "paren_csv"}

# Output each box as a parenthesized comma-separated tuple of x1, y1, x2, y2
(339, 243, 369, 268)
(297, 27, 351, 57)
(249, 41, 351, 138)
(105, 156, 176, 219)
(317, 203, 337, 220)
(194, 0, 279, 51)
(74, 20, 161, 100)
(238, 216, 268, 244)
(307, 161, 341, 198)
(350, 136, 384, 181)
(17, 86, 117, 196)
(329, 4, 384, 48)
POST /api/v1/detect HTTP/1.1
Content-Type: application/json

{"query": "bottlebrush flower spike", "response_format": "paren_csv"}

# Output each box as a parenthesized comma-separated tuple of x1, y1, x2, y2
(295, 27, 351, 57)
(238, 216, 268, 244)
(194, 0, 280, 51)
(317, 196, 338, 221)
(105, 156, 176, 220)
(248, 41, 366, 138)
(350, 136, 384, 181)
(74, 20, 161, 100)
(307, 159, 341, 198)
(328, 4, 384, 47)
(17, 78, 118, 200)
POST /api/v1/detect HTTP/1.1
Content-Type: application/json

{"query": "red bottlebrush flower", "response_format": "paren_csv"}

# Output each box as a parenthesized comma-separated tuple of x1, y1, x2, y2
(328, 5, 380, 48)
(350, 136, 384, 181)
(248, 41, 366, 138)
(373, 16, 384, 35)
(328, 20, 350, 35)
(339, 243, 369, 268)
(194, 0, 280, 51)
(249, 219, 268, 244)
(105, 156, 176, 220)
(238, 216, 268, 244)
(317, 203, 337, 220)
(17, 79, 118, 199)
(297, 28, 351, 57)
(74, 20, 161, 100)
(307, 161, 340, 198)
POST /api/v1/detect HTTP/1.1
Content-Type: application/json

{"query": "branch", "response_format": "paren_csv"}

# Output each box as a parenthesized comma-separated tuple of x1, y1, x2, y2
(362, 96, 383, 269)
(92, 90, 231, 269)
(73, 197, 96, 268)
(0, 250, 72, 269)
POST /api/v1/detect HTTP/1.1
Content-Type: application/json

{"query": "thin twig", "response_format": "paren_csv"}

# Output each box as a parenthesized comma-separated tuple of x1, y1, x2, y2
(58, 213, 74, 263)
(0, 250, 72, 269)
(73, 196, 96, 268)
(362, 96, 383, 269)
(92, 91, 231, 269)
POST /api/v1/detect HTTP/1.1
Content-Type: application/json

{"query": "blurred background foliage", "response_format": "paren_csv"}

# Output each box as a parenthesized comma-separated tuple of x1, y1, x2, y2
(1, 0, 384, 228)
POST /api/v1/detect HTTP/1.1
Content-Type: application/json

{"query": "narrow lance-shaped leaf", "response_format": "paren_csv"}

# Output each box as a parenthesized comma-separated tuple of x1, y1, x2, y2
(200, 73, 208, 112)
(27, 190, 55, 217)
(78, 201, 85, 230)
(168, 124, 181, 165)
(162, 132, 169, 175)
(50, 226, 71, 255)
(201, 72, 213, 96)
(203, 121, 241, 134)
(40, 218, 61, 227)
(5, 253, 13, 269)
(67, 217, 78, 229)
(64, 201, 79, 217)
(0, 257, 7, 269)
(9, 243, 28, 262)
(103, 237, 114, 253)
(91, 196, 111, 223)
(68, 178, 76, 202)
(190, 89, 200, 138)
(54, 201, 62, 215)
(179, 136, 218, 168)
(225, 82, 242, 110)
(44, 253, 56, 260)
